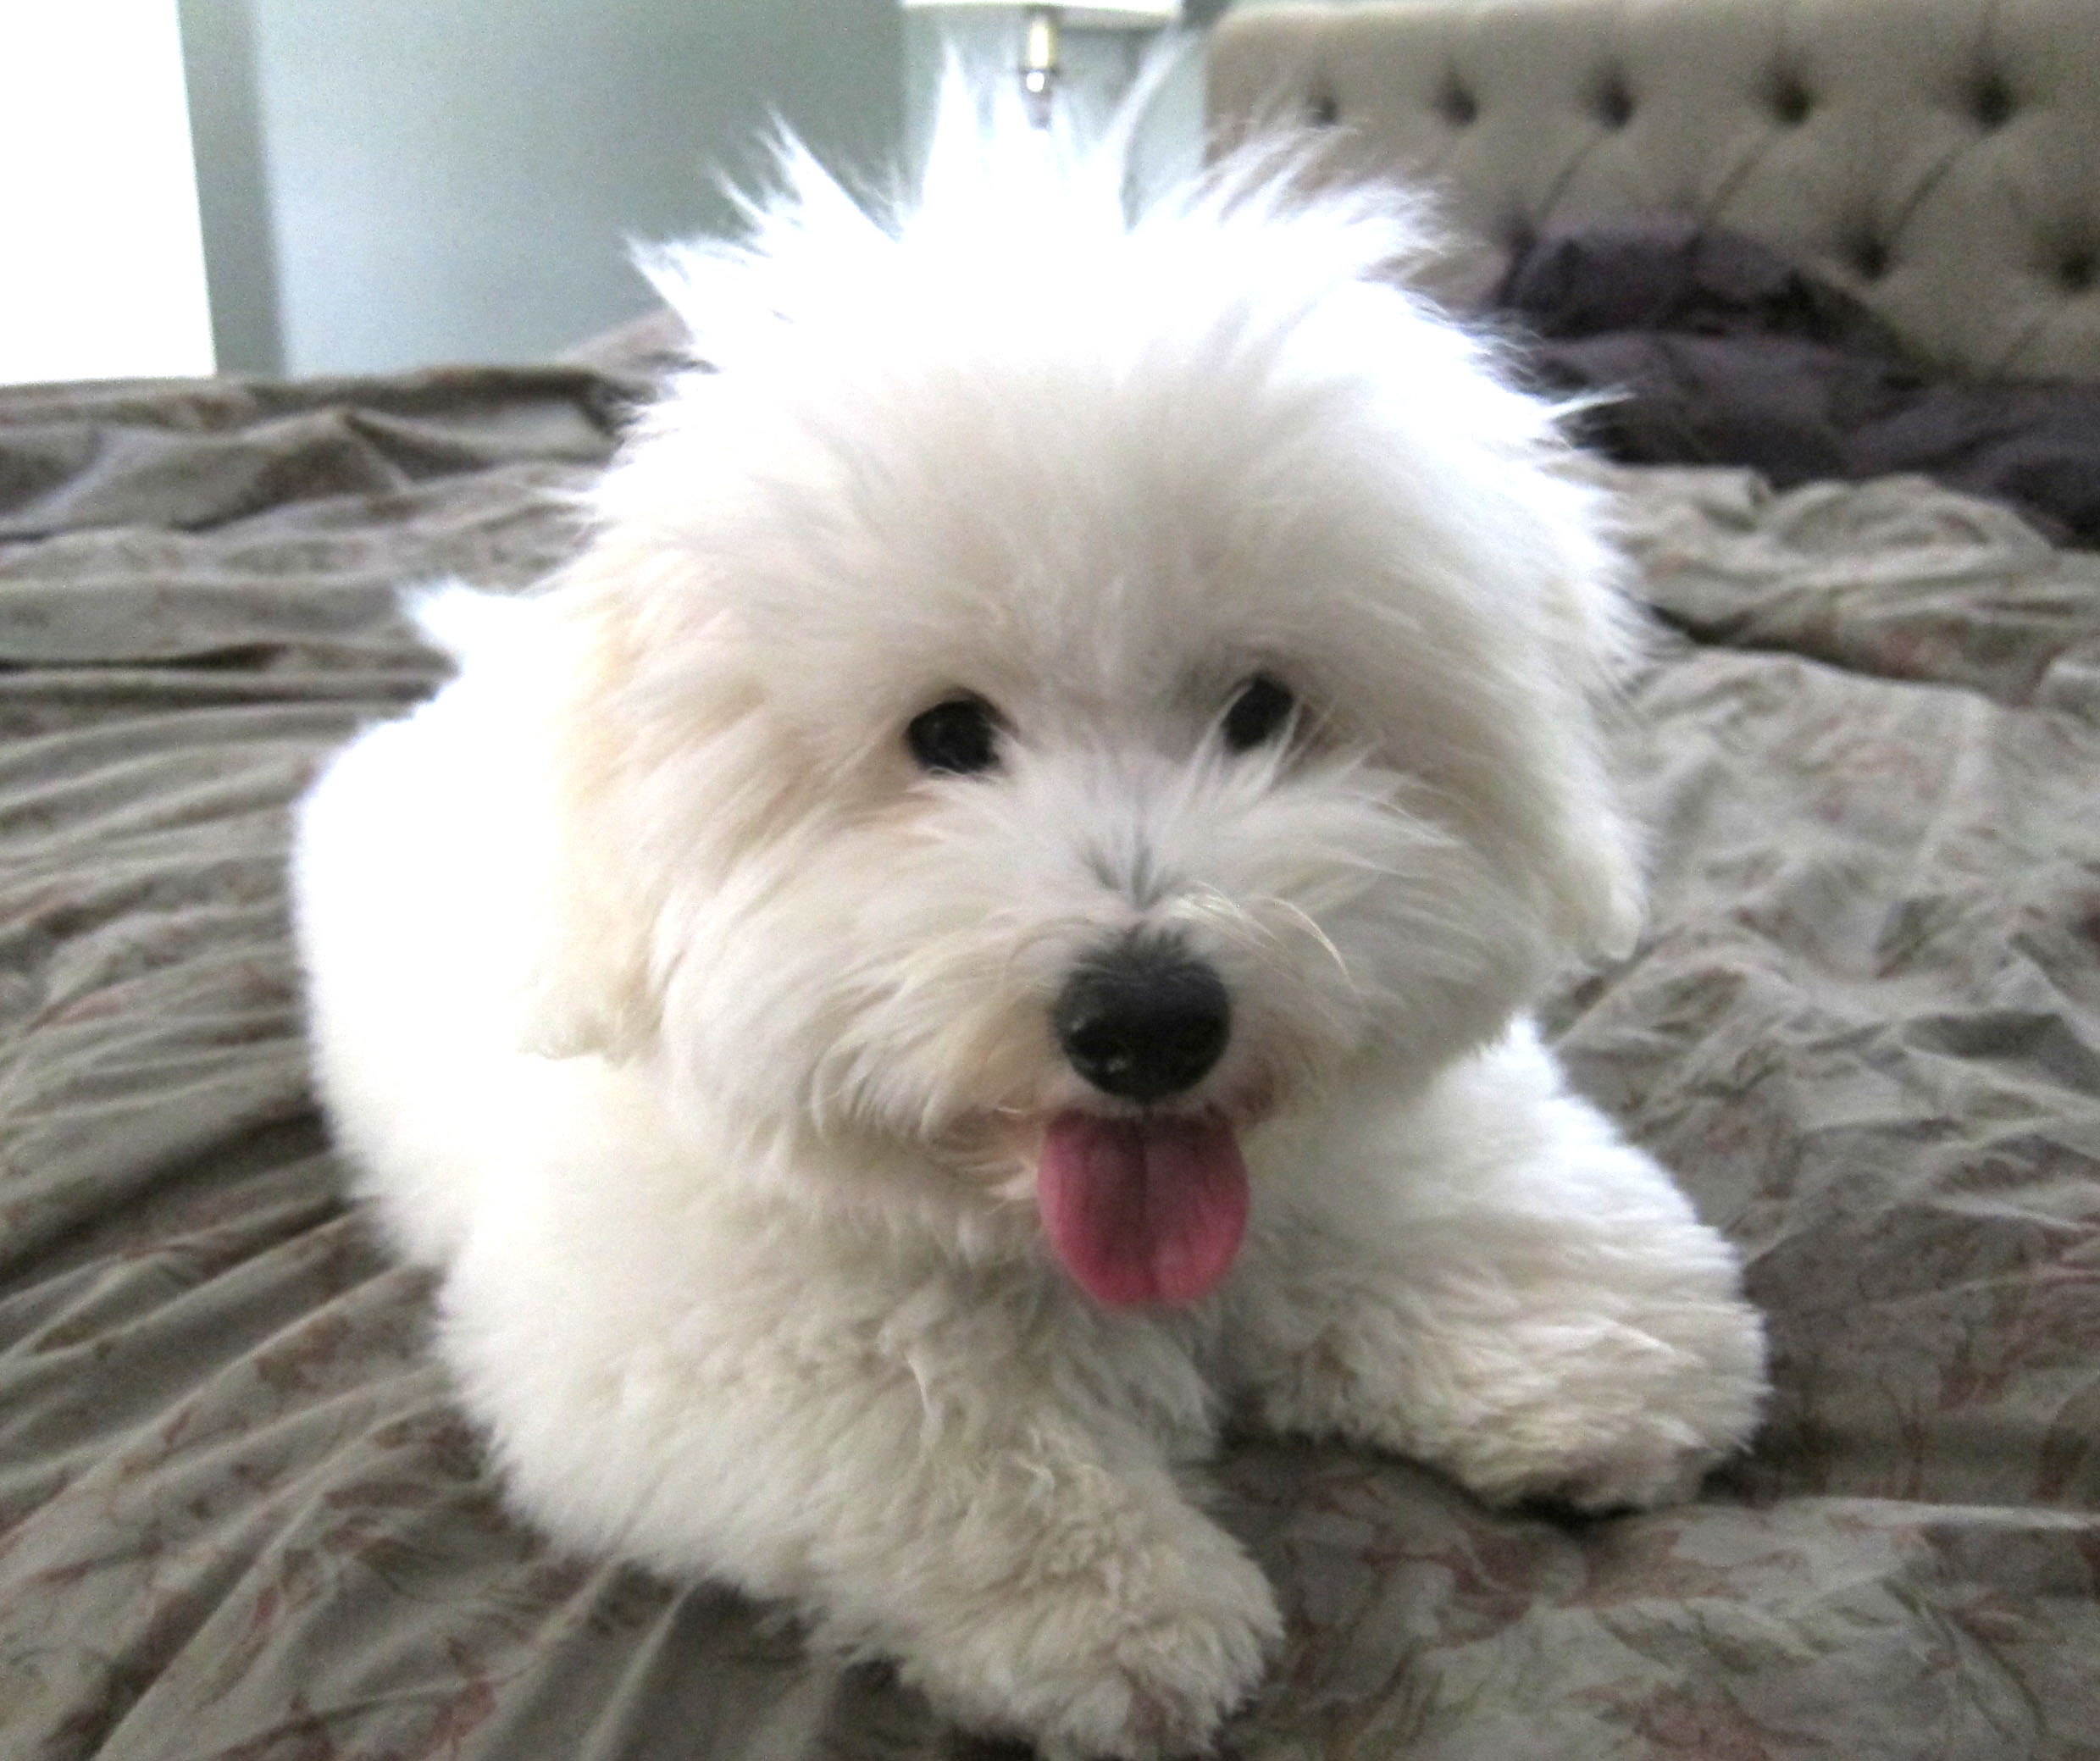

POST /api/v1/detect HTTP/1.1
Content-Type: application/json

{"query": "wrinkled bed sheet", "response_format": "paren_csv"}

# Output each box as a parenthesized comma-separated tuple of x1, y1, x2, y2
(3, 370, 2098, 1761)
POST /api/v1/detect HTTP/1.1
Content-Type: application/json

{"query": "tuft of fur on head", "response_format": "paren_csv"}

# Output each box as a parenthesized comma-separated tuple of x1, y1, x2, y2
(492, 71, 1643, 1232)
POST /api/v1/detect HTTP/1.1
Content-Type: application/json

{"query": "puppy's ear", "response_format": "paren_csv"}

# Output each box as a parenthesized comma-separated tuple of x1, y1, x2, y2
(1536, 719, 1646, 967)
(396, 582, 662, 1059)
(508, 576, 666, 1061)
(1526, 507, 1648, 966)
(504, 534, 790, 1064)
(496, 540, 723, 1062)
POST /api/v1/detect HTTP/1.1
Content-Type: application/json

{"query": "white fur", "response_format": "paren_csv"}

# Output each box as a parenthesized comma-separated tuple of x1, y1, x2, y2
(292, 81, 1765, 1760)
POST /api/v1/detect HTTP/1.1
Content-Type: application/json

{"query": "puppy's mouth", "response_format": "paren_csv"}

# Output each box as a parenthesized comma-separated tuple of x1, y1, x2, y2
(1035, 1111, 1248, 1310)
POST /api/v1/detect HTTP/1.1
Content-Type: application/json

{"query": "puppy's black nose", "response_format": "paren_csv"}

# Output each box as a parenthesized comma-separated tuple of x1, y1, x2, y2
(1054, 938, 1231, 1103)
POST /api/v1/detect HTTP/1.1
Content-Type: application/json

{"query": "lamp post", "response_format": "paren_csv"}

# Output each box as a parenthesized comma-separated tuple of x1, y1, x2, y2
(902, 2, 1182, 136)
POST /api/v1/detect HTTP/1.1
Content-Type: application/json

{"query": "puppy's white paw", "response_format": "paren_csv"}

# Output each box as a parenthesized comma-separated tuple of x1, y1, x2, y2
(1432, 1293, 1769, 1515)
(909, 1514, 1280, 1760)
(1242, 1216, 1768, 1519)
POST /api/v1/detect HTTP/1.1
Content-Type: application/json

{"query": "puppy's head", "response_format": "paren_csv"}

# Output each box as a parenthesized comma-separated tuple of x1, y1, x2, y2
(509, 97, 1641, 1304)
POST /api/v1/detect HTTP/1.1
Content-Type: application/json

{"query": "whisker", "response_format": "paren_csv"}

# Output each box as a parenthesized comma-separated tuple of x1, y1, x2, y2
(1255, 895, 1355, 992)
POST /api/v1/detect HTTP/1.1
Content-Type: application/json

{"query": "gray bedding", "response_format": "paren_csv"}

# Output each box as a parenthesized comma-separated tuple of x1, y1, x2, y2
(3, 368, 2098, 1759)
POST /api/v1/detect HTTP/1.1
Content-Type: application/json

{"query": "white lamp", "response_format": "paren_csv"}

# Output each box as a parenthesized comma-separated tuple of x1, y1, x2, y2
(902, 1, 1182, 130)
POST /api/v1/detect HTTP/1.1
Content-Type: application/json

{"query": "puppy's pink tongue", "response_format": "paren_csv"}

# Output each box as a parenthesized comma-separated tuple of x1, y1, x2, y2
(1037, 1112, 1248, 1309)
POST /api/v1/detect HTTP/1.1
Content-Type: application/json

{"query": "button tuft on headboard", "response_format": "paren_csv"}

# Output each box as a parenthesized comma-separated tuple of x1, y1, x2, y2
(1770, 72, 1813, 125)
(1307, 89, 1340, 125)
(1595, 71, 1635, 128)
(1434, 76, 1477, 127)
(1849, 235, 1892, 280)
(2062, 249, 2097, 293)
(1971, 71, 2015, 129)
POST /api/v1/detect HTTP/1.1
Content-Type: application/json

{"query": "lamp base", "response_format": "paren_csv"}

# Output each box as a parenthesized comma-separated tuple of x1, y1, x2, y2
(904, 4, 1150, 153)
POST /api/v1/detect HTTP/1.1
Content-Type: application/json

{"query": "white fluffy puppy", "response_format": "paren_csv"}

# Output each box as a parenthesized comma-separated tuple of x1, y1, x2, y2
(294, 84, 1765, 1761)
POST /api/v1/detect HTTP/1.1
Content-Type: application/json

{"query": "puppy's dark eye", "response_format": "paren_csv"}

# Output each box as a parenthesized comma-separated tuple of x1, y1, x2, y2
(906, 694, 1000, 775)
(1221, 674, 1295, 752)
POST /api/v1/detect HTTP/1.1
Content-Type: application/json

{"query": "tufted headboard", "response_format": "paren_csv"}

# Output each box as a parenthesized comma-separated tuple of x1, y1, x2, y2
(1206, 0, 2100, 380)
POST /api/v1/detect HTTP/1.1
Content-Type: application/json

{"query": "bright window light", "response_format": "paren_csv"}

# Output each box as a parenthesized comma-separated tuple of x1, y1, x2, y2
(0, 0, 216, 385)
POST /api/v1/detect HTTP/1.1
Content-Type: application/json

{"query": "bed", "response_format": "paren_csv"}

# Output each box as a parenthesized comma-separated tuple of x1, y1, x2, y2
(5, 0, 2099, 1753)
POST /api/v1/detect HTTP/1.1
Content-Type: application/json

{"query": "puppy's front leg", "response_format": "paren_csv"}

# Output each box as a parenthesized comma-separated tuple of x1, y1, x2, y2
(1231, 1027, 1767, 1511)
(447, 1221, 1277, 1761)
(820, 1383, 1281, 1760)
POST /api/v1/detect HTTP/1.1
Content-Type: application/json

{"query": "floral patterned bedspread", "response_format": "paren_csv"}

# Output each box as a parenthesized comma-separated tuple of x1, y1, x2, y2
(3, 369, 2097, 1760)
